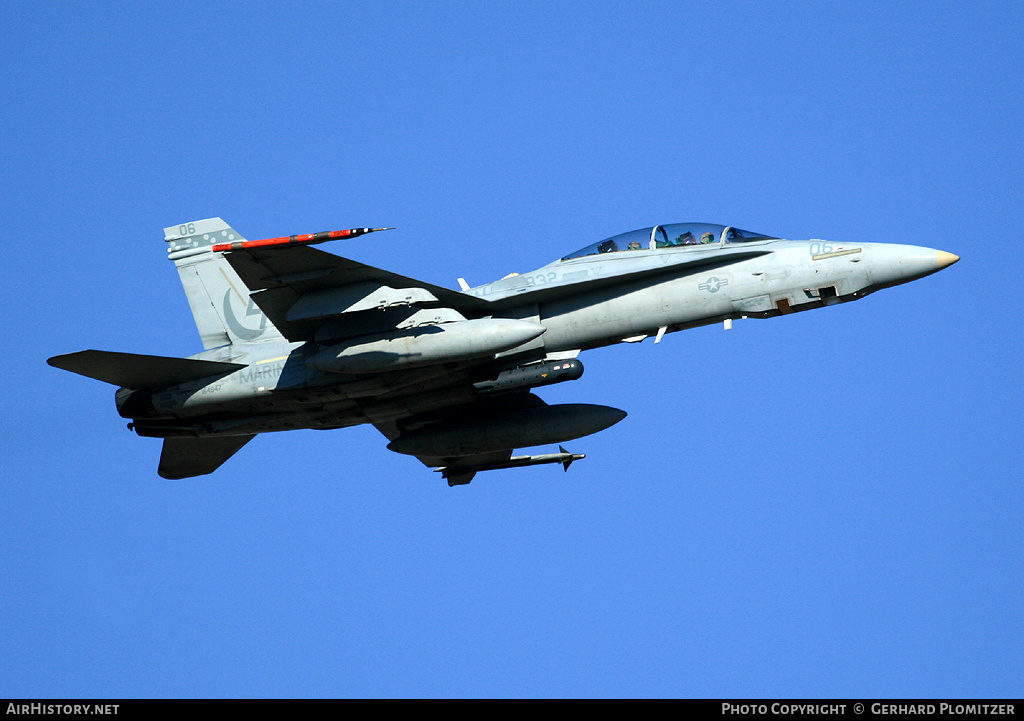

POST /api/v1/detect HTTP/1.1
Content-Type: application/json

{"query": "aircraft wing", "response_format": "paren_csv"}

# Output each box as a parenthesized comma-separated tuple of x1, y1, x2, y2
(223, 245, 491, 342)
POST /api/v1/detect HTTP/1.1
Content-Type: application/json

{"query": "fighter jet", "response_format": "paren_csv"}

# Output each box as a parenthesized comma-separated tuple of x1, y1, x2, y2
(48, 219, 959, 485)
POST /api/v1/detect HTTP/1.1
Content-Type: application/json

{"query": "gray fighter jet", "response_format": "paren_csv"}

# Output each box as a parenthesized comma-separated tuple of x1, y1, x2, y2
(48, 219, 959, 485)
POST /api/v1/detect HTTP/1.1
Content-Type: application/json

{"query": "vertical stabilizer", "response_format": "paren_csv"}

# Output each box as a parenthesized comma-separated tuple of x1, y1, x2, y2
(164, 219, 286, 348)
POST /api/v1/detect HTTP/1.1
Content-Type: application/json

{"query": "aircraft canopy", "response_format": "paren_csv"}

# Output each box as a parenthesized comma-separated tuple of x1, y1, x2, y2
(561, 223, 777, 261)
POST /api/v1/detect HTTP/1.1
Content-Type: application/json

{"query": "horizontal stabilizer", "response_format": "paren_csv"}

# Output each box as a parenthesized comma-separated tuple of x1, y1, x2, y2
(158, 435, 256, 479)
(47, 350, 245, 388)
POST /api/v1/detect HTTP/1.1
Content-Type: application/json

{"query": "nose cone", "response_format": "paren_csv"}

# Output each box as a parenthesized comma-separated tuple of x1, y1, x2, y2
(936, 250, 960, 270)
(866, 244, 960, 290)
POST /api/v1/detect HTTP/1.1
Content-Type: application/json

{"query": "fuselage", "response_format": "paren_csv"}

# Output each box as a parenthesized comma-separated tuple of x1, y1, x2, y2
(118, 234, 957, 439)
(476, 239, 955, 352)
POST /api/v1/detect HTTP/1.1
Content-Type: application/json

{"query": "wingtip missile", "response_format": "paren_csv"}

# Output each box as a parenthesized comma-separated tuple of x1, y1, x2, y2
(211, 226, 394, 253)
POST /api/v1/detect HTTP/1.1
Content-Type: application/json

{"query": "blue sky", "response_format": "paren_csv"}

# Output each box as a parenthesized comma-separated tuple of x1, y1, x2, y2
(2, 1, 1021, 698)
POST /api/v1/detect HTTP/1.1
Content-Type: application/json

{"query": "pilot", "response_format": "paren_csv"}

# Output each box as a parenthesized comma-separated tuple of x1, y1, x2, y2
(700, 232, 715, 244)
(627, 241, 642, 250)
(675, 231, 697, 245)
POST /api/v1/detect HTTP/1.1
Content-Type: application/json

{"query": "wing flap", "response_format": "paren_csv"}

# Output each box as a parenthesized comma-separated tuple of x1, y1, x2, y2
(158, 435, 256, 479)
(47, 350, 245, 388)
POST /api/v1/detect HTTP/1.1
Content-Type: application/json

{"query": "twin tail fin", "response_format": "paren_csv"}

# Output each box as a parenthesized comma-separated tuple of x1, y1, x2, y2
(164, 218, 286, 348)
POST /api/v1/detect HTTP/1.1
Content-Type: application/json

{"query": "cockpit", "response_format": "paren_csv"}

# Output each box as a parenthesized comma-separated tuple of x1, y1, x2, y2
(560, 223, 777, 262)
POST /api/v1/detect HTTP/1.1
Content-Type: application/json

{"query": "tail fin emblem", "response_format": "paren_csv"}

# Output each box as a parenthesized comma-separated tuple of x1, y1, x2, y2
(222, 290, 268, 341)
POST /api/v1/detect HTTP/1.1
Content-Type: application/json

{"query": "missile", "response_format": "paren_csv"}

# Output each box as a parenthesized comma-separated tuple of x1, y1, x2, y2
(388, 403, 627, 457)
(436, 446, 586, 486)
(310, 318, 547, 374)
(439, 446, 585, 474)
(211, 226, 394, 252)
